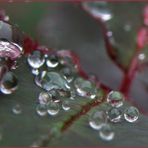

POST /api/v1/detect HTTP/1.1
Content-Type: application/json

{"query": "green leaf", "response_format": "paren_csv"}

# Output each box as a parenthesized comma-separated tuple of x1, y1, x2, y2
(0, 2, 148, 146)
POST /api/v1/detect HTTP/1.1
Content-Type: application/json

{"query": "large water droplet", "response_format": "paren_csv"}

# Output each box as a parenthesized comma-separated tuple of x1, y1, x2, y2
(107, 107, 122, 123)
(124, 106, 139, 123)
(46, 54, 59, 68)
(89, 111, 107, 130)
(82, 2, 112, 21)
(99, 124, 114, 141)
(38, 71, 69, 91)
(38, 91, 51, 105)
(36, 104, 47, 116)
(74, 77, 97, 99)
(47, 101, 60, 116)
(27, 50, 45, 69)
(107, 91, 124, 108)
(12, 104, 22, 114)
(0, 71, 18, 94)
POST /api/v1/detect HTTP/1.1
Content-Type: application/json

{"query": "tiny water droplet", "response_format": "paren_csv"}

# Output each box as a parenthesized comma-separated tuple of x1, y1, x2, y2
(107, 31, 113, 37)
(124, 23, 132, 32)
(46, 54, 59, 68)
(62, 100, 71, 111)
(47, 101, 60, 116)
(38, 91, 51, 105)
(0, 71, 18, 94)
(12, 104, 22, 114)
(138, 53, 146, 61)
(107, 107, 122, 123)
(82, 1, 112, 21)
(99, 124, 114, 141)
(89, 111, 107, 130)
(107, 91, 124, 108)
(36, 104, 47, 116)
(27, 50, 45, 69)
(124, 106, 139, 123)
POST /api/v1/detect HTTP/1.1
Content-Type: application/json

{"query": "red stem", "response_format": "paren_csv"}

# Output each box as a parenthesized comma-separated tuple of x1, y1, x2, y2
(81, 4, 127, 73)
(119, 49, 139, 97)
(61, 96, 105, 132)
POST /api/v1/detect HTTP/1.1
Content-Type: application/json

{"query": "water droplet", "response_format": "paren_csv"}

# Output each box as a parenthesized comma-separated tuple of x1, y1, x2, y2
(62, 99, 71, 111)
(27, 50, 45, 69)
(47, 101, 60, 116)
(36, 104, 47, 116)
(99, 124, 114, 141)
(38, 71, 68, 91)
(124, 23, 132, 32)
(107, 107, 122, 123)
(107, 31, 113, 37)
(138, 53, 146, 61)
(46, 54, 59, 68)
(107, 91, 124, 108)
(74, 77, 97, 99)
(48, 89, 60, 103)
(35, 71, 46, 87)
(124, 106, 139, 123)
(60, 66, 75, 83)
(89, 111, 107, 130)
(0, 71, 18, 94)
(82, 2, 112, 21)
(32, 68, 39, 76)
(38, 91, 51, 105)
(12, 104, 22, 114)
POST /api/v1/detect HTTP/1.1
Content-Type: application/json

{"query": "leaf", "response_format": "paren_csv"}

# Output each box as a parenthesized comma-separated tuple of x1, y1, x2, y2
(48, 104, 148, 147)
(0, 2, 148, 146)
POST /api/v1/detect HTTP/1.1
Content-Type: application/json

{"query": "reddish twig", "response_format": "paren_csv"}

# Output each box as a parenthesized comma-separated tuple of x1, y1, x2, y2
(61, 96, 106, 131)
(81, 3, 127, 73)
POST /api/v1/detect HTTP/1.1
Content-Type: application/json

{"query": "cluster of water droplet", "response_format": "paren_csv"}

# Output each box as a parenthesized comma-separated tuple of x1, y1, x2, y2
(27, 50, 99, 117)
(89, 91, 140, 141)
